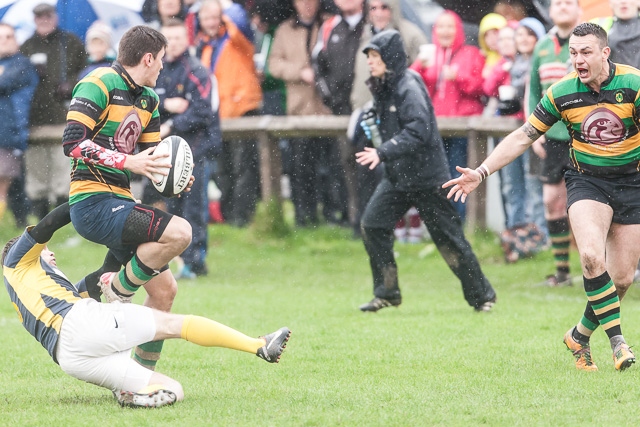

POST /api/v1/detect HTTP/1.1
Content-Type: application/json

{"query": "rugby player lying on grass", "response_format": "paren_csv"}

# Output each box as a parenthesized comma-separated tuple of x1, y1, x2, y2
(1, 203, 291, 408)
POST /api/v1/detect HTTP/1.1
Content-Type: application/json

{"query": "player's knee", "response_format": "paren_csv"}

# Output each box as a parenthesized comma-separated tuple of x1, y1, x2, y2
(544, 198, 564, 217)
(612, 273, 633, 297)
(580, 251, 603, 277)
(616, 280, 632, 298)
(166, 217, 192, 251)
(543, 188, 566, 215)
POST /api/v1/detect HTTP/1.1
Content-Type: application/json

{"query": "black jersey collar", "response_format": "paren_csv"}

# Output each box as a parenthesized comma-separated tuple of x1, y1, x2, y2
(111, 62, 144, 97)
(601, 60, 616, 88)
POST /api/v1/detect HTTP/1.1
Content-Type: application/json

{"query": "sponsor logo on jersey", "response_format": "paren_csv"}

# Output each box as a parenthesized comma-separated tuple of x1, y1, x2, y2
(113, 95, 124, 101)
(112, 204, 125, 212)
(560, 98, 582, 108)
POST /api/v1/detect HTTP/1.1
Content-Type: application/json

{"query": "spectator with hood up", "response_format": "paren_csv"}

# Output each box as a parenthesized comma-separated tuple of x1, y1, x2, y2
(356, 29, 496, 313)
(478, 12, 508, 78)
(350, 0, 427, 239)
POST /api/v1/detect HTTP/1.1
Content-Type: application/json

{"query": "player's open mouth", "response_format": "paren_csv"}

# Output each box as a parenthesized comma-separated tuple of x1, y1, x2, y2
(577, 68, 588, 78)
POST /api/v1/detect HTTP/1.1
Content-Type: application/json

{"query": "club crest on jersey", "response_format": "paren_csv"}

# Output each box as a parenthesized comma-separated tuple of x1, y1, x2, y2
(581, 107, 626, 146)
(615, 90, 624, 103)
(140, 99, 148, 109)
(114, 110, 142, 153)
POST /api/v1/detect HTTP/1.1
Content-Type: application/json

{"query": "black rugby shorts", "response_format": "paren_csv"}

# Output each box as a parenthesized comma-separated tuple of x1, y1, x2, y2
(565, 169, 640, 224)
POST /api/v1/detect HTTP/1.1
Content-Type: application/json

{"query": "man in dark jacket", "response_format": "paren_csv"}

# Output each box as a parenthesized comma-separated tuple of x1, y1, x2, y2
(310, 0, 366, 226)
(156, 19, 219, 278)
(20, 3, 87, 219)
(356, 30, 496, 313)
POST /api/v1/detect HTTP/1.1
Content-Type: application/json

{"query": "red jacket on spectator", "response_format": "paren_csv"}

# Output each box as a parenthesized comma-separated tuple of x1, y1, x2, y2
(482, 57, 525, 120)
(409, 10, 485, 117)
(482, 57, 511, 98)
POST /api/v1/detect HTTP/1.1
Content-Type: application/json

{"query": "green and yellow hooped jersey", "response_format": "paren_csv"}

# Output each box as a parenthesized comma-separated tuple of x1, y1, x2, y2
(2, 230, 87, 364)
(529, 62, 640, 176)
(67, 65, 161, 203)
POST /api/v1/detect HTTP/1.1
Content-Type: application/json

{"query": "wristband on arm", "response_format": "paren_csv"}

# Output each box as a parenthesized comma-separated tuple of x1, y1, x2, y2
(475, 164, 491, 182)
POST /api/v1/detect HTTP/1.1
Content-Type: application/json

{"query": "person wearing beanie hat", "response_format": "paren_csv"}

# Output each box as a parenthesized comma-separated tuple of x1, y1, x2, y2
(79, 21, 116, 79)
(519, 17, 546, 41)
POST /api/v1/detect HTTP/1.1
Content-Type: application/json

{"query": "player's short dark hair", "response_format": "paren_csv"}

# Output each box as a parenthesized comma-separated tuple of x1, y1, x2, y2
(1, 236, 20, 267)
(572, 22, 608, 49)
(117, 25, 167, 67)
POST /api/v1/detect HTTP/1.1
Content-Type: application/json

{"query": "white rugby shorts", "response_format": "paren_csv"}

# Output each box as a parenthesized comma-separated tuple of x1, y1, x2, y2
(56, 298, 157, 393)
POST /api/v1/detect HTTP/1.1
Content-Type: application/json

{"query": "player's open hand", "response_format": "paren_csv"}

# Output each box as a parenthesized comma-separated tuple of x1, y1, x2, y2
(441, 166, 482, 203)
(123, 146, 172, 182)
(355, 147, 381, 170)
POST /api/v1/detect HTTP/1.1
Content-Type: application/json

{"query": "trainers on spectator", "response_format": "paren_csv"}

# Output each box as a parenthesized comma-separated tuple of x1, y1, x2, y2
(175, 265, 196, 280)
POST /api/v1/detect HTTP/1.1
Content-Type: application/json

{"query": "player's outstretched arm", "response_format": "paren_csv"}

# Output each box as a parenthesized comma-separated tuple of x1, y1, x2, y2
(442, 122, 542, 203)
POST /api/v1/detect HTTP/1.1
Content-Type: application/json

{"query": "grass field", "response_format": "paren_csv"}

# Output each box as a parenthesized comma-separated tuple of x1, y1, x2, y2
(2, 212, 640, 426)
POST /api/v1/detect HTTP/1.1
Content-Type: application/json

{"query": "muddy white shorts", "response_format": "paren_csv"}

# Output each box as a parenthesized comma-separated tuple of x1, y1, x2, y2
(56, 298, 157, 392)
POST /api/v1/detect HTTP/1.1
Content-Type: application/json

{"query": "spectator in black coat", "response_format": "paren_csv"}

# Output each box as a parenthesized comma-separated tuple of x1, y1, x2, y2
(356, 30, 496, 313)
(154, 19, 219, 278)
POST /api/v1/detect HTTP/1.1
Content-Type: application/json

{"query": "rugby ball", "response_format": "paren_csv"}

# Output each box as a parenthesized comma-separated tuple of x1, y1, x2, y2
(151, 136, 194, 197)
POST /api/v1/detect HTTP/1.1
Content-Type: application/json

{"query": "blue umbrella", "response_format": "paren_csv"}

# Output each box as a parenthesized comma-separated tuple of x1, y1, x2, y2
(0, 0, 144, 45)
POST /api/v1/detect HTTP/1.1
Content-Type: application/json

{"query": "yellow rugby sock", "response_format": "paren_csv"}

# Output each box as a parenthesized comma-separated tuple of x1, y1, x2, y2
(180, 315, 264, 353)
(0, 200, 6, 222)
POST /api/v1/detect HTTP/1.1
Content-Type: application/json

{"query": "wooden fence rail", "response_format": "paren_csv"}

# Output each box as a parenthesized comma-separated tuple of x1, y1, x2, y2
(32, 115, 522, 229)
(220, 115, 523, 229)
